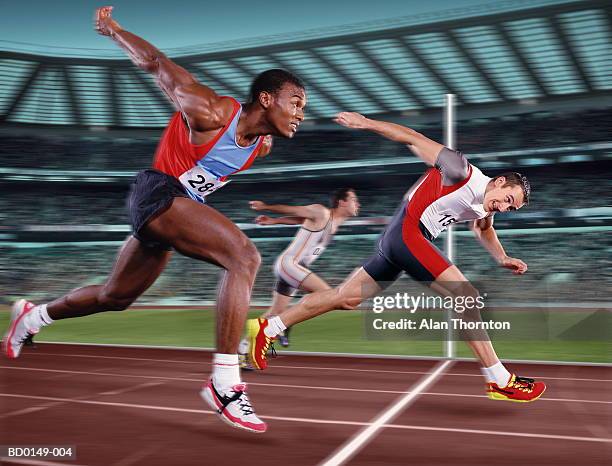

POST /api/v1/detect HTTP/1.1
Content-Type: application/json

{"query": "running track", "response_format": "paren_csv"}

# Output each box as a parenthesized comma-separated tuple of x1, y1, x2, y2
(1, 344, 610, 466)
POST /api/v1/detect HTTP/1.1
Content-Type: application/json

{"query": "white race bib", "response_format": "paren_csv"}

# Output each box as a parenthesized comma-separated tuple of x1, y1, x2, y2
(179, 166, 230, 200)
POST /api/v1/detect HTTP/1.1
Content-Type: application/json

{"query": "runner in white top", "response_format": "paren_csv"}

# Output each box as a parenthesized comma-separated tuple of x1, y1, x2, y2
(244, 189, 359, 351)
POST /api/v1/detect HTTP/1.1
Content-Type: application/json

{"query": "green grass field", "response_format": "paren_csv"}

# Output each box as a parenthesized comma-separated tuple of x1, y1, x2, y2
(1, 309, 610, 363)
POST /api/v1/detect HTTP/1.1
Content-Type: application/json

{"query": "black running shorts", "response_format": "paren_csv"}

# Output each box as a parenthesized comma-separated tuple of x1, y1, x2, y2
(127, 169, 189, 249)
(274, 277, 299, 297)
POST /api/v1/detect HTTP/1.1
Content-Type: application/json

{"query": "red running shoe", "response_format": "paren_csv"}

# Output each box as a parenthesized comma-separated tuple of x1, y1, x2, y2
(486, 374, 546, 402)
(246, 318, 275, 370)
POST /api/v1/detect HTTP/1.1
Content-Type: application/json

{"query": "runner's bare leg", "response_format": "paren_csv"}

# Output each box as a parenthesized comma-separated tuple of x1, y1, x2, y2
(432, 266, 500, 367)
(146, 198, 261, 354)
(279, 268, 380, 327)
(263, 273, 331, 318)
(47, 237, 172, 319)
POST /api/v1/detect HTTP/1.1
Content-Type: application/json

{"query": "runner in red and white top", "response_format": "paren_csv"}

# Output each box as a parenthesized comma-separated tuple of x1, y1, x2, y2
(248, 112, 546, 404)
(2, 6, 308, 433)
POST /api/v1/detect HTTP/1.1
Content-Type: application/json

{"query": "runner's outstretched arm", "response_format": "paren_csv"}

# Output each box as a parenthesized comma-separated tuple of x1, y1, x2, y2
(334, 112, 444, 166)
(94, 6, 227, 132)
(255, 215, 304, 226)
(249, 201, 326, 222)
(471, 217, 528, 275)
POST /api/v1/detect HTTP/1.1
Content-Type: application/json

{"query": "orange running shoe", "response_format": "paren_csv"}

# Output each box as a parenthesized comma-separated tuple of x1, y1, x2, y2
(246, 318, 275, 370)
(486, 374, 546, 402)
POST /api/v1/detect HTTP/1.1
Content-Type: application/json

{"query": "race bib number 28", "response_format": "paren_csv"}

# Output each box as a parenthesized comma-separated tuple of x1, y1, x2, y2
(179, 166, 230, 199)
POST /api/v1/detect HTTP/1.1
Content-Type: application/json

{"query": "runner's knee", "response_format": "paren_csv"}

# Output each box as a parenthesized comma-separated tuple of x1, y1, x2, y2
(298, 291, 334, 314)
(98, 290, 136, 312)
(226, 239, 261, 275)
(447, 281, 480, 300)
(336, 288, 363, 310)
(339, 296, 363, 310)
(453, 282, 483, 320)
(464, 284, 480, 300)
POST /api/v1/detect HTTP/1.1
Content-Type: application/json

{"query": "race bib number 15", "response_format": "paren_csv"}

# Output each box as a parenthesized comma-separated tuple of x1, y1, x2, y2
(179, 166, 230, 199)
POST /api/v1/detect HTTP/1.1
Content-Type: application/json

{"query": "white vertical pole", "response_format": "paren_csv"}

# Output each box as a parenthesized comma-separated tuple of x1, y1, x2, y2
(444, 94, 456, 359)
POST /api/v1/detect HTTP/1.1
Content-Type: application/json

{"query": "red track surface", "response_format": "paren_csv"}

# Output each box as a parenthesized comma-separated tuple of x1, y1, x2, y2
(1, 344, 610, 466)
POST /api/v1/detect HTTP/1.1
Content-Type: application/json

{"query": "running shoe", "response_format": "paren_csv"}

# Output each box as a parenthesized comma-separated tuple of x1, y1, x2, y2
(246, 318, 274, 370)
(277, 331, 289, 348)
(24, 334, 36, 347)
(2, 299, 39, 359)
(200, 379, 267, 433)
(239, 353, 255, 371)
(486, 374, 546, 402)
(277, 325, 292, 347)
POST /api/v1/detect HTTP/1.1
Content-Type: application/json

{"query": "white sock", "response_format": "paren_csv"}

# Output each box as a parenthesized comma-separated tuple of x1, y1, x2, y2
(481, 361, 511, 387)
(25, 304, 53, 330)
(264, 316, 286, 338)
(212, 353, 241, 390)
(238, 338, 249, 355)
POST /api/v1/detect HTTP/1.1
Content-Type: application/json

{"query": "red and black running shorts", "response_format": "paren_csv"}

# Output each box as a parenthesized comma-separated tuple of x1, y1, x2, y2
(363, 203, 451, 285)
(127, 169, 189, 250)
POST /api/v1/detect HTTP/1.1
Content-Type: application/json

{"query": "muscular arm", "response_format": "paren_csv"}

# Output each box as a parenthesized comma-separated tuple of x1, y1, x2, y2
(95, 6, 229, 134)
(471, 217, 506, 263)
(471, 217, 528, 274)
(334, 112, 444, 166)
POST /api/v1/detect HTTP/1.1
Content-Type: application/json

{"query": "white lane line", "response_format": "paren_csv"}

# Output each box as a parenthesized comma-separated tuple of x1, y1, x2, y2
(110, 444, 163, 466)
(383, 424, 612, 443)
(98, 381, 165, 397)
(1, 392, 610, 445)
(2, 366, 610, 405)
(21, 352, 612, 382)
(422, 392, 611, 404)
(585, 423, 611, 440)
(0, 376, 164, 418)
(31, 341, 612, 367)
(0, 385, 93, 420)
(0, 401, 69, 419)
(26, 352, 204, 364)
(319, 360, 451, 466)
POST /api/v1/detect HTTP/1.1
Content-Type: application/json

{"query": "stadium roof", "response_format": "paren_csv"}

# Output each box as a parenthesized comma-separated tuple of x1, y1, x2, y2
(0, 0, 610, 129)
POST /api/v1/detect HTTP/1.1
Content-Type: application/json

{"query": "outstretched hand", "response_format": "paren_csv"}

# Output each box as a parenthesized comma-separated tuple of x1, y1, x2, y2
(249, 200, 266, 211)
(262, 134, 273, 149)
(333, 112, 369, 129)
(500, 256, 528, 275)
(257, 135, 274, 158)
(94, 6, 122, 36)
(255, 215, 274, 226)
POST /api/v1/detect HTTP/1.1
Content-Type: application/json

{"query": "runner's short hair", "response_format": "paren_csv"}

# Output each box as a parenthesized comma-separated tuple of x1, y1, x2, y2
(494, 172, 531, 205)
(249, 69, 305, 103)
(331, 188, 355, 208)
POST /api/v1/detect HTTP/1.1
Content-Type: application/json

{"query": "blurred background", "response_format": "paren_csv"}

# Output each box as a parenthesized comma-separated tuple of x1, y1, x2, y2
(0, 0, 610, 361)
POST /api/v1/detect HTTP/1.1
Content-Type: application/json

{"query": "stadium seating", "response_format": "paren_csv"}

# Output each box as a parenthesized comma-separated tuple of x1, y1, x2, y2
(1, 108, 610, 306)
(0, 231, 606, 306)
(1, 109, 610, 170)
(0, 166, 609, 226)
